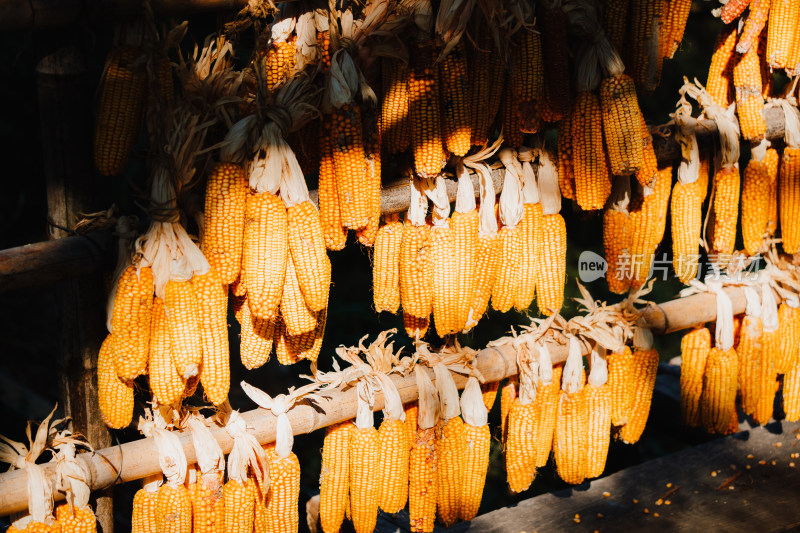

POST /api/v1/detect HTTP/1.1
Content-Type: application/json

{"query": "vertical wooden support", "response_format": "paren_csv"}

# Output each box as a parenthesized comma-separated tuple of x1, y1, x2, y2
(36, 43, 115, 532)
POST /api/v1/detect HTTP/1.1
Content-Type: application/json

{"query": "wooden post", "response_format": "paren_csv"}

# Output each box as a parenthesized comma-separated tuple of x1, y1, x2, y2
(36, 42, 114, 532)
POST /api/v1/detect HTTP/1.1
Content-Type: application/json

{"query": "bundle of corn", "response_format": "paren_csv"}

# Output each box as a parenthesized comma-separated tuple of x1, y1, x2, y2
(777, 99, 800, 254)
(221, 409, 268, 532)
(51, 429, 97, 532)
(450, 161, 479, 330)
(1, 408, 62, 533)
(492, 149, 525, 313)
(184, 414, 225, 532)
(427, 175, 460, 336)
(399, 178, 433, 337)
(242, 382, 323, 533)
(554, 337, 588, 485)
(533, 148, 567, 315)
(604, 177, 633, 294)
(514, 148, 542, 311)
(409, 366, 439, 533)
(459, 377, 491, 521)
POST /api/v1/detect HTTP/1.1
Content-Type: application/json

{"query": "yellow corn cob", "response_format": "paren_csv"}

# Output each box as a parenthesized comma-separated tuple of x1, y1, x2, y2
(679, 327, 711, 427)
(459, 421, 489, 522)
(320, 422, 352, 533)
(403, 312, 429, 339)
(222, 479, 256, 533)
(491, 226, 521, 313)
(94, 46, 146, 176)
(382, 58, 410, 154)
(110, 265, 154, 380)
(399, 222, 433, 319)
(149, 298, 185, 407)
(557, 117, 575, 199)
(187, 471, 223, 533)
(465, 233, 500, 328)
(451, 209, 478, 328)
(600, 74, 645, 175)
(631, 0, 665, 91)
(481, 381, 499, 412)
(740, 156, 771, 256)
(604, 209, 633, 294)
(469, 21, 496, 146)
(254, 482, 267, 533)
(535, 214, 567, 316)
(603, 0, 630, 54)
(410, 40, 446, 177)
(377, 419, 409, 514)
(500, 76, 524, 148)
(439, 42, 471, 156)
(780, 148, 800, 253)
(273, 316, 298, 366)
(505, 400, 536, 493)
(98, 335, 134, 429)
(629, 167, 672, 289)
(280, 254, 317, 336)
(711, 165, 741, 258)
(404, 403, 418, 450)
(203, 163, 247, 285)
(349, 426, 379, 533)
(286, 200, 331, 313)
(765, 147, 779, 235)
(635, 113, 659, 187)
(163, 279, 203, 379)
(700, 347, 739, 434)
(234, 295, 274, 370)
(734, 35, 767, 142)
(56, 504, 96, 532)
(244, 192, 287, 320)
(753, 331, 779, 426)
(671, 176, 707, 284)
(585, 383, 611, 479)
(737, 316, 763, 416)
(776, 304, 800, 374)
(719, 0, 750, 23)
(331, 102, 368, 230)
(736, 0, 770, 54)
(515, 203, 541, 311)
(264, 447, 300, 533)
(266, 37, 297, 89)
(512, 28, 544, 133)
(408, 426, 437, 533)
(608, 347, 635, 427)
(155, 484, 192, 533)
(281, 303, 326, 364)
(533, 365, 562, 468)
(318, 120, 347, 251)
(706, 24, 737, 108)
(555, 386, 588, 485)
(618, 349, 659, 444)
(358, 102, 382, 247)
(784, 359, 800, 421)
(660, 0, 692, 59)
(132, 487, 158, 533)
(436, 417, 466, 526)
(191, 270, 229, 406)
(431, 225, 459, 336)
(572, 92, 611, 210)
(500, 380, 516, 443)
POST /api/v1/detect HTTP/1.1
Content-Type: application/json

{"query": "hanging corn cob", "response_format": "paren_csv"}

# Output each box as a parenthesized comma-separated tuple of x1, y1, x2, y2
(459, 377, 490, 521)
(541, 0, 571, 120)
(603, 0, 630, 55)
(98, 335, 135, 429)
(52, 429, 97, 533)
(710, 163, 741, 261)
(436, 39, 471, 155)
(264, 11, 298, 89)
(776, 302, 800, 374)
(742, 140, 774, 256)
(468, 13, 503, 146)
(373, 214, 403, 314)
(754, 280, 781, 424)
(399, 178, 433, 331)
(451, 162, 479, 330)
(706, 24, 737, 108)
(608, 346, 635, 427)
(234, 294, 275, 370)
(132, 475, 161, 533)
(514, 148, 541, 311)
(600, 63, 646, 176)
(428, 176, 460, 336)
(585, 347, 612, 479)
(319, 421, 352, 533)
(500, 378, 516, 443)
(374, 370, 409, 515)
(192, 269, 229, 406)
(604, 177, 633, 294)
(630, 0, 665, 92)
(505, 338, 540, 493)
(202, 162, 247, 285)
(737, 287, 764, 416)
(532, 345, 562, 469)
(185, 415, 225, 533)
(221, 410, 268, 533)
(767, 0, 800, 69)
(736, 0, 771, 54)
(628, 167, 672, 289)
(618, 325, 659, 444)
(660, 0, 692, 60)
(318, 120, 348, 251)
(557, 116, 575, 199)
(492, 149, 525, 313)
(571, 91, 610, 211)
(409, 366, 438, 533)
(534, 148, 567, 316)
(108, 263, 154, 381)
(777, 99, 800, 254)
(509, 10, 544, 134)
(554, 337, 588, 485)
(680, 326, 712, 427)
(734, 26, 768, 142)
(356, 82, 383, 248)
(381, 57, 411, 154)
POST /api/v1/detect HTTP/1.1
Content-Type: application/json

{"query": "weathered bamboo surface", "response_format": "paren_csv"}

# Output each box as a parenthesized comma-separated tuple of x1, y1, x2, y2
(0, 285, 749, 515)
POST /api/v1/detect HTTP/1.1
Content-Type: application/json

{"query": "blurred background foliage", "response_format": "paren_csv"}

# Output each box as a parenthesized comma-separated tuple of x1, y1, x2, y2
(0, 1, 750, 530)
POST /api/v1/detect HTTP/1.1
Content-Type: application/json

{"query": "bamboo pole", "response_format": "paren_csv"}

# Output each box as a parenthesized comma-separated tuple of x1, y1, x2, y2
(0, 285, 747, 516)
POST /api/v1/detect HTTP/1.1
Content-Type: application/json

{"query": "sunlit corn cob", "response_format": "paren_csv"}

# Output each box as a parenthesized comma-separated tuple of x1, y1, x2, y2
(783, 359, 800, 421)
(542, 5, 571, 119)
(431, 224, 459, 336)
(373, 218, 403, 314)
(164, 279, 203, 379)
(436, 417, 466, 526)
(734, 38, 767, 142)
(706, 24, 737, 108)
(512, 28, 544, 133)
(557, 117, 575, 199)
(149, 297, 185, 406)
(222, 479, 257, 533)
(618, 349, 659, 444)
(630, 0, 665, 91)
(98, 335, 134, 429)
(555, 387, 588, 485)
(700, 347, 739, 434)
(500, 380, 516, 443)
(679, 327, 711, 427)
(320, 422, 352, 533)
(203, 163, 247, 285)
(438, 42, 471, 156)
(408, 426, 437, 533)
(280, 252, 317, 336)
(572, 92, 610, 210)
(776, 304, 800, 374)
(585, 382, 611, 479)
(533, 365, 562, 468)
(515, 203, 541, 311)
(410, 40, 446, 177)
(767, 0, 800, 68)
(287, 301, 326, 363)
(382, 58, 410, 154)
(234, 294, 274, 370)
(603, 209, 633, 294)
(192, 270, 229, 406)
(399, 222, 432, 319)
(600, 74, 645, 175)
(719, 0, 750, 23)
(535, 214, 567, 316)
(332, 103, 368, 229)
(737, 316, 763, 415)
(766, 148, 779, 235)
(378, 419, 409, 514)
(491, 224, 521, 313)
(287, 200, 331, 312)
(155, 484, 192, 533)
(629, 167, 673, 288)
(742, 157, 772, 256)
(452, 209, 479, 329)
(753, 328, 779, 425)
(505, 399, 536, 493)
(608, 347, 635, 427)
(481, 381, 499, 412)
(660, 0, 692, 59)
(711, 165, 741, 258)
(671, 177, 706, 284)
(244, 192, 287, 320)
(94, 46, 146, 176)
(780, 148, 800, 253)
(132, 486, 158, 533)
(187, 471, 223, 533)
(603, 0, 630, 55)
(459, 421, 490, 521)
(263, 446, 300, 533)
(266, 36, 297, 88)
(358, 101, 382, 247)
(56, 504, 97, 533)
(110, 265, 154, 380)
(318, 120, 347, 251)
(404, 403, 418, 450)
(736, 0, 770, 54)
(465, 233, 500, 328)
(349, 426, 380, 533)
(404, 312, 429, 339)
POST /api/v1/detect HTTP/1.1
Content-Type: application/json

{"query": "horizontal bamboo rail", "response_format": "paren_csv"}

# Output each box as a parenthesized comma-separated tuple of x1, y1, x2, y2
(0, 286, 747, 515)
(0, 107, 788, 294)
